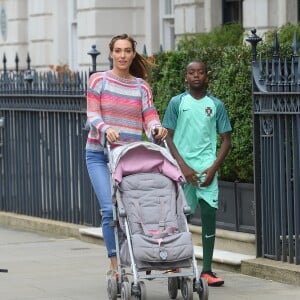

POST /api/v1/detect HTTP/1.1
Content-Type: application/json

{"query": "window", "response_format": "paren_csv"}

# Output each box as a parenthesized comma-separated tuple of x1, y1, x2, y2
(164, 0, 174, 15)
(223, 0, 243, 24)
(160, 0, 175, 50)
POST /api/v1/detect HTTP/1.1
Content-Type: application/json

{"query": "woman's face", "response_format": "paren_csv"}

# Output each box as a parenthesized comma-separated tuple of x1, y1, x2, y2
(110, 39, 136, 72)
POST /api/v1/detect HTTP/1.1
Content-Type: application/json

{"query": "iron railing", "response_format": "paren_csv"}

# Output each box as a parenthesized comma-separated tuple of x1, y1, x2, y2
(0, 67, 101, 227)
(247, 29, 300, 264)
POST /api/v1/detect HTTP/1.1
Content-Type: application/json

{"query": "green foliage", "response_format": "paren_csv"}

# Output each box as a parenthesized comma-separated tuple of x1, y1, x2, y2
(178, 23, 244, 50)
(210, 46, 253, 182)
(257, 23, 300, 59)
(150, 23, 300, 183)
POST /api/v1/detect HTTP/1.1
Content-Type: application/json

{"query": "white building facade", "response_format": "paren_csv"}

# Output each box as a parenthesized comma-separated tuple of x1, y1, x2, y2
(0, 0, 299, 71)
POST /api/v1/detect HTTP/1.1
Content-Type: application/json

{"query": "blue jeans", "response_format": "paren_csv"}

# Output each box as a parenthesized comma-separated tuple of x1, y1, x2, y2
(85, 150, 116, 258)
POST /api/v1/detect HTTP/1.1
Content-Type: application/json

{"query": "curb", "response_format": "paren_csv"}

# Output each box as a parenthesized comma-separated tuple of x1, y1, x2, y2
(0, 211, 85, 239)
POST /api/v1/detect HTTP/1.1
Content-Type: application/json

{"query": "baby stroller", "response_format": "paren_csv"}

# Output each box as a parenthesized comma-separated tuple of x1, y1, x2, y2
(106, 141, 209, 300)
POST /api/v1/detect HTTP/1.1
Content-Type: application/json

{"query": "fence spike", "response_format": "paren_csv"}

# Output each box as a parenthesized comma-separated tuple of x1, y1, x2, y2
(284, 58, 289, 82)
(26, 53, 31, 70)
(292, 31, 299, 57)
(291, 56, 295, 85)
(265, 58, 271, 91)
(259, 56, 264, 82)
(272, 31, 280, 60)
(278, 58, 283, 92)
(143, 44, 148, 58)
(15, 53, 19, 72)
(3, 53, 7, 73)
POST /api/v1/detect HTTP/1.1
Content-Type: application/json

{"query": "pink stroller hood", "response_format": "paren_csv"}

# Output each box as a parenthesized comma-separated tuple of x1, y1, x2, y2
(109, 141, 185, 183)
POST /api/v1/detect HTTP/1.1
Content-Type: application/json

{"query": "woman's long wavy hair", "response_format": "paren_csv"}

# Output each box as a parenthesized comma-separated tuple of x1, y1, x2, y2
(109, 34, 151, 81)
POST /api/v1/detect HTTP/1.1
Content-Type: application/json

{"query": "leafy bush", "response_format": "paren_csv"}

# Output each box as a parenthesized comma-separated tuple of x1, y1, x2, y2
(149, 24, 287, 183)
(257, 23, 300, 59)
(178, 23, 244, 50)
(150, 23, 300, 183)
(209, 46, 253, 181)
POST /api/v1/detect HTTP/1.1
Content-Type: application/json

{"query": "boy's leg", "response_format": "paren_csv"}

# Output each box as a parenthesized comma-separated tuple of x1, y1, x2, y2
(199, 199, 224, 286)
(199, 199, 216, 272)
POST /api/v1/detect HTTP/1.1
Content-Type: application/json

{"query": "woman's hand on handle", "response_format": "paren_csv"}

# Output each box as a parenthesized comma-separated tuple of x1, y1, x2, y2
(152, 126, 168, 141)
(106, 128, 120, 143)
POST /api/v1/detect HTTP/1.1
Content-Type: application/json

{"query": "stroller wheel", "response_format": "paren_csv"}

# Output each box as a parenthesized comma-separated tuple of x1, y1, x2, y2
(131, 281, 147, 300)
(107, 277, 118, 300)
(121, 281, 131, 300)
(198, 277, 209, 300)
(168, 277, 179, 299)
(181, 277, 193, 300)
(139, 281, 147, 300)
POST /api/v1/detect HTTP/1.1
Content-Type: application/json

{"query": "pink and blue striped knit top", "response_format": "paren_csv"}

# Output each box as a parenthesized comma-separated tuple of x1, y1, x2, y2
(86, 70, 162, 152)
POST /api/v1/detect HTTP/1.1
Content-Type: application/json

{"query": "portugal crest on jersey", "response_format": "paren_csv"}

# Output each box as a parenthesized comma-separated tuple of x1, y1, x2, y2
(205, 106, 212, 117)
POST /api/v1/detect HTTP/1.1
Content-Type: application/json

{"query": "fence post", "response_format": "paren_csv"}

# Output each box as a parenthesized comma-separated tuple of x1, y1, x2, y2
(246, 28, 262, 62)
(246, 28, 263, 258)
(87, 44, 100, 75)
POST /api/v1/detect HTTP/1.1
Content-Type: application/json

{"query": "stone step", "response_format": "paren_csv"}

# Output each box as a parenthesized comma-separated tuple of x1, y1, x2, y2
(189, 224, 256, 256)
(79, 226, 256, 272)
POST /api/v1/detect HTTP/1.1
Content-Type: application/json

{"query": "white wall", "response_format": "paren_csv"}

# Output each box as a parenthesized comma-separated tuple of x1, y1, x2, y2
(0, 0, 299, 71)
(0, 0, 28, 70)
(77, 0, 146, 70)
(243, 0, 298, 38)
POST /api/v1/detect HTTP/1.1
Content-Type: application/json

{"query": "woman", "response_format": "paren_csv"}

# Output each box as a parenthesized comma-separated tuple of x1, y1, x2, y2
(85, 34, 168, 275)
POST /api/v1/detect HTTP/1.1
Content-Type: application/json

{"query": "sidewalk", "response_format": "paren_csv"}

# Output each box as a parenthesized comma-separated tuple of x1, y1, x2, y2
(1, 212, 300, 299)
(1, 225, 300, 300)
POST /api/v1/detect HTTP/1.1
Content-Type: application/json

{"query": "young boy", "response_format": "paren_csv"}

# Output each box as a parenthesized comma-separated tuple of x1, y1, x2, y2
(162, 60, 232, 286)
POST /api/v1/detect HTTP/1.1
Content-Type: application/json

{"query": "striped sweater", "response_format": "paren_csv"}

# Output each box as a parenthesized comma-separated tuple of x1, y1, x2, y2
(86, 70, 162, 152)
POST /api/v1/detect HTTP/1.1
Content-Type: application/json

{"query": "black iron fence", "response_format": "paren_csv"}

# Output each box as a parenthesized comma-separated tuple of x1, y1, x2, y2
(247, 29, 300, 264)
(0, 59, 101, 227)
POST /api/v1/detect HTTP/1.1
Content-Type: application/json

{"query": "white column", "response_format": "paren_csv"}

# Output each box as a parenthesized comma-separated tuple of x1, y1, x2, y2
(52, 0, 69, 68)
(204, 0, 222, 32)
(243, 0, 269, 35)
(144, 0, 160, 55)
(277, 0, 287, 26)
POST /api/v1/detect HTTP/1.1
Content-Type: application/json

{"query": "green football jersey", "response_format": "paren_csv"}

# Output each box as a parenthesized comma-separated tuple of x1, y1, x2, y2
(163, 91, 232, 210)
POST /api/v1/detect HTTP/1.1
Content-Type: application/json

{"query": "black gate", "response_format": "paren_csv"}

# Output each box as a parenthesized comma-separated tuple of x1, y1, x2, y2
(247, 29, 300, 264)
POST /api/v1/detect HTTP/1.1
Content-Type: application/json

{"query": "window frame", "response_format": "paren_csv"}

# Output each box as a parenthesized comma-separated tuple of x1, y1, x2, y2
(222, 0, 243, 24)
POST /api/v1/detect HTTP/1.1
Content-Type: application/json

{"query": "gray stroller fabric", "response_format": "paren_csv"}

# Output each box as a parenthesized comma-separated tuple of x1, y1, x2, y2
(117, 172, 193, 270)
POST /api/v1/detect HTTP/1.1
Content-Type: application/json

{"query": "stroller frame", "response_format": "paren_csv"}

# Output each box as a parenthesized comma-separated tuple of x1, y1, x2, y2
(106, 141, 209, 300)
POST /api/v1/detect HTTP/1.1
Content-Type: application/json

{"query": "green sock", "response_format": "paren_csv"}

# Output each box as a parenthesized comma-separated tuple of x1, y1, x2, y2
(199, 199, 216, 273)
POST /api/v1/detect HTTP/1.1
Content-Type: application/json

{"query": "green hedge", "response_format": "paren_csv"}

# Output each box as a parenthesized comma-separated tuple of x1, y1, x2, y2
(150, 23, 300, 183)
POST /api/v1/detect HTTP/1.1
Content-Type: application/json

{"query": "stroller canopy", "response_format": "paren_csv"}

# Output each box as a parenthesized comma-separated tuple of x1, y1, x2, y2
(109, 141, 184, 183)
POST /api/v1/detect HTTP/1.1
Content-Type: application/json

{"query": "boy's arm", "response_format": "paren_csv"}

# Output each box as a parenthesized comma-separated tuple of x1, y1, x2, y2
(166, 129, 198, 186)
(201, 131, 231, 186)
(213, 132, 232, 172)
